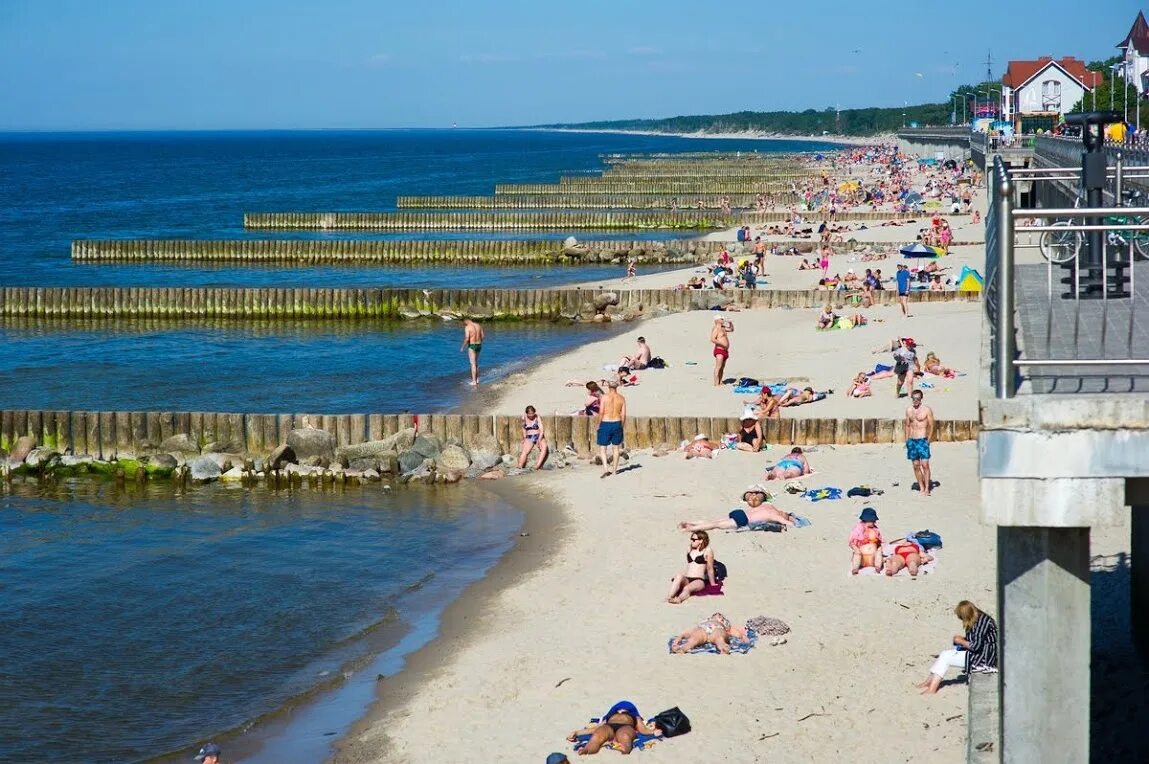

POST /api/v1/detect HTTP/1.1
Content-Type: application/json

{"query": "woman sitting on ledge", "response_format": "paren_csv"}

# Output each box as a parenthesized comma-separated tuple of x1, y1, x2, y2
(917, 600, 998, 694)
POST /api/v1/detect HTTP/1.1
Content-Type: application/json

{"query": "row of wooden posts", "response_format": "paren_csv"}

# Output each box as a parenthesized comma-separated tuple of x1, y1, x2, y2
(0, 286, 979, 320)
(70, 239, 723, 264)
(0, 408, 980, 462)
(496, 181, 801, 194)
(395, 193, 801, 209)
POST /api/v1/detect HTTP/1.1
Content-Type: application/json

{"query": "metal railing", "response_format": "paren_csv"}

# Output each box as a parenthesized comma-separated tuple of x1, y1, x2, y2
(988, 155, 1149, 397)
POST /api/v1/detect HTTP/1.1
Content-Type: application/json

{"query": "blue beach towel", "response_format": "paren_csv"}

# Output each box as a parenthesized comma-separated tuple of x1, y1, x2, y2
(732, 385, 763, 395)
(667, 627, 759, 655)
(735, 516, 811, 532)
(766, 382, 790, 395)
(803, 487, 843, 502)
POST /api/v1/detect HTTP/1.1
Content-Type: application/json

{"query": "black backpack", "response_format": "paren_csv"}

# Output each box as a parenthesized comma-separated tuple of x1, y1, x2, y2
(647, 357, 666, 369)
(713, 560, 728, 581)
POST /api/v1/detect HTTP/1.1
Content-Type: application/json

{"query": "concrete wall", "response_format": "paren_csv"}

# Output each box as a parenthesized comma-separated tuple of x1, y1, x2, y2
(0, 408, 981, 460)
(0, 286, 981, 321)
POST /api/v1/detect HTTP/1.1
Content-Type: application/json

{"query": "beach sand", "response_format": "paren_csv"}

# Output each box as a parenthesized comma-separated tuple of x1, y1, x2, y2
(489, 300, 982, 421)
(334, 442, 994, 763)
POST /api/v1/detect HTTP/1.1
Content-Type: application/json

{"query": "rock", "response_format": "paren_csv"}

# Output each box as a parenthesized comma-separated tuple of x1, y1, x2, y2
(252, 457, 265, 472)
(287, 427, 336, 461)
(398, 450, 427, 474)
(9, 435, 36, 463)
(478, 468, 505, 480)
(188, 455, 222, 483)
(466, 435, 503, 471)
(203, 440, 244, 454)
(268, 444, 297, 470)
(301, 455, 329, 468)
(436, 444, 471, 472)
(411, 434, 443, 460)
(501, 453, 515, 466)
(592, 292, 619, 312)
(378, 453, 399, 474)
(148, 453, 179, 470)
(563, 235, 579, 249)
(206, 452, 244, 471)
(220, 466, 245, 481)
(60, 454, 92, 468)
(362, 468, 381, 481)
(403, 457, 436, 481)
(24, 448, 61, 469)
(334, 429, 415, 463)
(592, 313, 608, 323)
(441, 470, 464, 484)
(159, 433, 200, 455)
(349, 456, 379, 472)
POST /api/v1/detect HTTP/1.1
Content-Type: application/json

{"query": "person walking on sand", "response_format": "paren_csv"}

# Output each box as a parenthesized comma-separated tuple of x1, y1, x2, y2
(710, 315, 732, 386)
(905, 389, 935, 496)
(596, 379, 626, 478)
(895, 263, 912, 317)
(459, 318, 484, 386)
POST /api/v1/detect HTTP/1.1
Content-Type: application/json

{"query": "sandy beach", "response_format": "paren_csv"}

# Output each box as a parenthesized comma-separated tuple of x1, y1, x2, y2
(327, 145, 1010, 764)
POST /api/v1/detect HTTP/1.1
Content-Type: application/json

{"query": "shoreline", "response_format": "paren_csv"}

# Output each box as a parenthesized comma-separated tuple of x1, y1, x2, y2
(532, 126, 886, 146)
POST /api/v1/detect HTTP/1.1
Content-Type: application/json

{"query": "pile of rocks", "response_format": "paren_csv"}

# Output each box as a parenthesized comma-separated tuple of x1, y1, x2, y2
(1, 426, 570, 487)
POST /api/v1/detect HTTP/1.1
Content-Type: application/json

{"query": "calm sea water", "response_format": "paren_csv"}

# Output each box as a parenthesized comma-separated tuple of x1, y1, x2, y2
(0, 129, 838, 762)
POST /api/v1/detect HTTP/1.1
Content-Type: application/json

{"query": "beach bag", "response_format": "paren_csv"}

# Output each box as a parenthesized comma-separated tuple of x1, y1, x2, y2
(914, 530, 943, 549)
(647, 357, 666, 369)
(737, 377, 760, 388)
(650, 707, 691, 738)
(713, 560, 728, 582)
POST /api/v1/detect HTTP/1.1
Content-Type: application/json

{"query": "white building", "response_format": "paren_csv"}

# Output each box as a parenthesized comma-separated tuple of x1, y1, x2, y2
(1116, 11, 1149, 97)
(1001, 56, 1101, 133)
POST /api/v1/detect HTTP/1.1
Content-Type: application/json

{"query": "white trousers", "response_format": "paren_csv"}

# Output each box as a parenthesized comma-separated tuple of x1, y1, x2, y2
(930, 648, 967, 677)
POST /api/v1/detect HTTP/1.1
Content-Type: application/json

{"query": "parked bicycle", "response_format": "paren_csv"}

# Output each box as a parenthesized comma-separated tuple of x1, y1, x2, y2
(1037, 188, 1149, 264)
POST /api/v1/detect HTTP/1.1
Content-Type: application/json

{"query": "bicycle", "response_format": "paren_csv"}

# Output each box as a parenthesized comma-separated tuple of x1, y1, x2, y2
(1038, 187, 1149, 264)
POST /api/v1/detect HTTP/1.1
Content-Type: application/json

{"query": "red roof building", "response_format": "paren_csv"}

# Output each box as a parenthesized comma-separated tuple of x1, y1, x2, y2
(1001, 57, 1102, 92)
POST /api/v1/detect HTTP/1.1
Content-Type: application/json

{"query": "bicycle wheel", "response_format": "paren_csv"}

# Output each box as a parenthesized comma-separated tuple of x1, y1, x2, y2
(1039, 221, 1081, 264)
(1131, 217, 1149, 261)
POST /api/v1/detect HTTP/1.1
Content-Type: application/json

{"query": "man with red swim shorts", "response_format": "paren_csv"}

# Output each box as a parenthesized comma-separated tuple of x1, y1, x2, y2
(710, 315, 733, 387)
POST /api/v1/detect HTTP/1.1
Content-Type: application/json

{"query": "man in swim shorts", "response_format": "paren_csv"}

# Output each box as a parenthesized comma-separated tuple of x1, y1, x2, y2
(459, 318, 484, 386)
(596, 380, 626, 478)
(895, 263, 912, 317)
(710, 315, 733, 387)
(905, 389, 935, 497)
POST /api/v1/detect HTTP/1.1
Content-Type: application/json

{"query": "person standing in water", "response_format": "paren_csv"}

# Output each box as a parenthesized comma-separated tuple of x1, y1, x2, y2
(710, 315, 732, 386)
(596, 380, 627, 478)
(905, 389, 936, 496)
(460, 318, 484, 386)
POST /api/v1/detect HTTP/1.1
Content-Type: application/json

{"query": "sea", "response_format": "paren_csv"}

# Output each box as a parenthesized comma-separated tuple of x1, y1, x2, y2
(0, 129, 843, 763)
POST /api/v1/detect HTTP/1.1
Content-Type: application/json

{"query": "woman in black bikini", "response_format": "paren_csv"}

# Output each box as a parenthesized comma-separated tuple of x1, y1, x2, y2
(667, 530, 715, 604)
(516, 405, 549, 470)
(566, 701, 662, 755)
(735, 412, 763, 452)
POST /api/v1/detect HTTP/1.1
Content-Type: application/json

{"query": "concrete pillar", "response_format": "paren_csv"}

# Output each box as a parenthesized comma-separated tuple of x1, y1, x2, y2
(998, 525, 1091, 763)
(1128, 479, 1149, 657)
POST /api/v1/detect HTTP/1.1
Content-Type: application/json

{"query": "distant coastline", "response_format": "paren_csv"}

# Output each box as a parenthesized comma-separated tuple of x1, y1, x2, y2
(528, 126, 883, 146)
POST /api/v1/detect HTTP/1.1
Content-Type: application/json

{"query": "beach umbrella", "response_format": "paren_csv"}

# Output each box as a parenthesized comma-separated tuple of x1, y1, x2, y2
(900, 243, 944, 258)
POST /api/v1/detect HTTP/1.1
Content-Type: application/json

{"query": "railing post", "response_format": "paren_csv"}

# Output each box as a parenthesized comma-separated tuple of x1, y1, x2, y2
(995, 160, 1016, 399)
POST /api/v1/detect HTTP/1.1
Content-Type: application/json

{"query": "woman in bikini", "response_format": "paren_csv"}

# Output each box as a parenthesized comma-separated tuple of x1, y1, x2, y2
(516, 405, 549, 470)
(850, 507, 884, 574)
(670, 612, 749, 654)
(923, 351, 957, 378)
(735, 413, 763, 452)
(763, 447, 812, 480)
(583, 381, 602, 416)
(884, 536, 933, 577)
(567, 701, 662, 755)
(667, 530, 715, 603)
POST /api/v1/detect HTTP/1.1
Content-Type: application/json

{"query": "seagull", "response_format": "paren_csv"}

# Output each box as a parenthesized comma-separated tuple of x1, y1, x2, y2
(915, 72, 925, 78)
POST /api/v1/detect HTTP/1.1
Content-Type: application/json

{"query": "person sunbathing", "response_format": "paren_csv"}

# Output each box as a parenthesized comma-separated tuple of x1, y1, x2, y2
(735, 412, 764, 452)
(778, 386, 831, 407)
(923, 351, 957, 378)
(797, 258, 816, 270)
(678, 484, 798, 531)
(883, 536, 934, 577)
(667, 530, 716, 603)
(847, 372, 872, 398)
(763, 447, 812, 480)
(928, 275, 944, 291)
(582, 381, 602, 416)
(671, 612, 749, 654)
(567, 702, 662, 756)
(850, 507, 884, 574)
(683, 434, 721, 459)
(816, 305, 838, 330)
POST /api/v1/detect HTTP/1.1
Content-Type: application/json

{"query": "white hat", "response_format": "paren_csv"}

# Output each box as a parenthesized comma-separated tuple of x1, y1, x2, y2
(713, 314, 725, 321)
(741, 406, 758, 420)
(694, 433, 708, 441)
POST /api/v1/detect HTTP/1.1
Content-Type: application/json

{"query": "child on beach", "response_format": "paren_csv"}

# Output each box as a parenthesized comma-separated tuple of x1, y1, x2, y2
(850, 507, 884, 574)
(847, 372, 872, 398)
(670, 613, 749, 654)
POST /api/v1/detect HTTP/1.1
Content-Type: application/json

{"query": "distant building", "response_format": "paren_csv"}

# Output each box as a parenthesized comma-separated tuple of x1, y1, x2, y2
(1116, 10, 1149, 97)
(1001, 56, 1102, 133)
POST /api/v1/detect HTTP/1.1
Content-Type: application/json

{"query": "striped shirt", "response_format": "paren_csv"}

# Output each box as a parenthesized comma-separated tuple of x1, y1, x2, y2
(966, 613, 999, 672)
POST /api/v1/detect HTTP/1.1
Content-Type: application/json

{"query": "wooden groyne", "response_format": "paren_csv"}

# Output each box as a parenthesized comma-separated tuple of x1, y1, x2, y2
(242, 211, 736, 231)
(498, 181, 799, 194)
(0, 287, 980, 321)
(71, 239, 725, 265)
(395, 193, 799, 209)
(0, 408, 979, 462)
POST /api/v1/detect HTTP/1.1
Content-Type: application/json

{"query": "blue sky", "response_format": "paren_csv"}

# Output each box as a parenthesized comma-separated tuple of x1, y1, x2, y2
(0, 0, 1141, 130)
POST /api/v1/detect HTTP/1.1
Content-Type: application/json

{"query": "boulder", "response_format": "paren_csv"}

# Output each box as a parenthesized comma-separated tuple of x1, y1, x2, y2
(220, 466, 245, 481)
(398, 449, 427, 474)
(378, 452, 400, 475)
(203, 440, 244, 454)
(403, 457, 436, 482)
(60, 454, 93, 468)
(592, 313, 609, 323)
(441, 470, 464, 484)
(436, 444, 471, 472)
(334, 428, 415, 462)
(349, 456, 379, 472)
(592, 292, 619, 312)
(563, 235, 579, 249)
(361, 468, 381, 481)
(287, 427, 336, 461)
(148, 453, 179, 470)
(24, 448, 60, 470)
(411, 434, 443, 460)
(188, 455, 222, 483)
(159, 433, 200, 455)
(301, 455, 329, 468)
(467, 436, 503, 471)
(268, 444, 297, 470)
(478, 468, 505, 480)
(9, 435, 36, 463)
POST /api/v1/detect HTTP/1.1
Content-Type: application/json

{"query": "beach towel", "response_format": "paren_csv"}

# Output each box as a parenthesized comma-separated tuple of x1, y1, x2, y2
(868, 363, 893, 376)
(695, 581, 725, 596)
(572, 726, 660, 754)
(732, 384, 762, 395)
(855, 548, 940, 578)
(733, 515, 811, 532)
(766, 382, 790, 396)
(747, 615, 791, 636)
(667, 627, 759, 655)
(803, 487, 843, 502)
